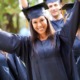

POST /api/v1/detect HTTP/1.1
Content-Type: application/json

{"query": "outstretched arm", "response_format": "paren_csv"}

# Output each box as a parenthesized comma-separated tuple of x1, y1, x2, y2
(60, 0, 80, 47)
(59, 1, 80, 80)
(0, 0, 29, 52)
(0, 29, 22, 53)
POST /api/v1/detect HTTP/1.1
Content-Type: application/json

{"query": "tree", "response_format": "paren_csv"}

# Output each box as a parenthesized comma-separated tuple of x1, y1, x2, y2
(0, 0, 20, 33)
(0, 0, 40, 33)
(0, 0, 74, 33)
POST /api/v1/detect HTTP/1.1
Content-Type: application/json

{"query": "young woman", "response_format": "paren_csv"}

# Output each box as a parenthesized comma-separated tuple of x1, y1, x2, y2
(0, 0, 80, 80)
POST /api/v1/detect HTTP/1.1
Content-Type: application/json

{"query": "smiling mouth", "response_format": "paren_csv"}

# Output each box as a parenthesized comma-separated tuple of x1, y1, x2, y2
(38, 28, 44, 31)
(52, 11, 57, 13)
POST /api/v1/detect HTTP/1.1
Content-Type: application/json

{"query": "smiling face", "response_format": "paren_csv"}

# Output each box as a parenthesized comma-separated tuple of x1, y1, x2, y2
(47, 1, 62, 19)
(32, 16, 48, 36)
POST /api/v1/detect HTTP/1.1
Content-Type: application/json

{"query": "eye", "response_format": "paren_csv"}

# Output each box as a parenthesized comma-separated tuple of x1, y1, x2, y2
(40, 19, 44, 22)
(33, 21, 37, 24)
(54, 4, 58, 7)
(48, 5, 53, 8)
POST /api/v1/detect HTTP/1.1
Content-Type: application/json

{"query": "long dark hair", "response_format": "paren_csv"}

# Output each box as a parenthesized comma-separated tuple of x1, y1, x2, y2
(29, 16, 55, 43)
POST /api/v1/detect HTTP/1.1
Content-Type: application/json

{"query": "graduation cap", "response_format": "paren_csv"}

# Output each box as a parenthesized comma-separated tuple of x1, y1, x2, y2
(61, 3, 74, 13)
(44, 0, 62, 4)
(22, 2, 48, 21)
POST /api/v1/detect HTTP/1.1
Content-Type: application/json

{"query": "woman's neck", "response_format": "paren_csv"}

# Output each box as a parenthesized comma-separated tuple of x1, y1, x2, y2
(39, 34, 48, 41)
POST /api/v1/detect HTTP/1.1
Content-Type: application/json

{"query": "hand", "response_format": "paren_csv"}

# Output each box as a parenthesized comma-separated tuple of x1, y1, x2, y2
(19, 0, 28, 9)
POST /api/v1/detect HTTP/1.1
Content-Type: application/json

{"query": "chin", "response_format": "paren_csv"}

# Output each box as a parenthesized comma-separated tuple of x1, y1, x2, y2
(52, 13, 58, 17)
(38, 32, 45, 35)
(53, 15, 59, 18)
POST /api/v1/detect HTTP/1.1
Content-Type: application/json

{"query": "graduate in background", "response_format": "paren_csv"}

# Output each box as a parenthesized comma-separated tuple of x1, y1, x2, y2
(44, 0, 64, 31)
(0, 0, 80, 80)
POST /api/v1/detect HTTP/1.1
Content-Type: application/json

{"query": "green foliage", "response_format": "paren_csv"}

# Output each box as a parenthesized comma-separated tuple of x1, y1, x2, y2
(0, 0, 38, 32)
(0, 0, 20, 32)
(28, 0, 39, 6)
(0, 0, 74, 32)
(71, 0, 74, 2)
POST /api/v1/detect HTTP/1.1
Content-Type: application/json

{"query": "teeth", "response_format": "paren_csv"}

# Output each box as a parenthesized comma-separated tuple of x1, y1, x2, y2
(38, 28, 44, 31)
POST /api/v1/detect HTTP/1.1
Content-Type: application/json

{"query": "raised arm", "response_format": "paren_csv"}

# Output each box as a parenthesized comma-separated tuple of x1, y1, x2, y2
(19, 0, 29, 20)
(60, 0, 80, 47)
(19, 0, 29, 9)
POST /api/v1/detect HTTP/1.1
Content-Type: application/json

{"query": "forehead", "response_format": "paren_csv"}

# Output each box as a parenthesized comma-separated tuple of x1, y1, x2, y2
(47, 1, 60, 6)
(32, 16, 45, 21)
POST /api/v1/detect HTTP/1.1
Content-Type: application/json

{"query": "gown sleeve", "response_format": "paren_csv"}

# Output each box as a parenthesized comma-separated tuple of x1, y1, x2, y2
(58, 0, 80, 80)
(0, 30, 29, 54)
(0, 30, 32, 80)
(60, 0, 80, 47)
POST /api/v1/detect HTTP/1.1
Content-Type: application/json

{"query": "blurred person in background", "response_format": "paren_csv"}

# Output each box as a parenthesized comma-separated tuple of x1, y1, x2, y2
(44, 0, 64, 31)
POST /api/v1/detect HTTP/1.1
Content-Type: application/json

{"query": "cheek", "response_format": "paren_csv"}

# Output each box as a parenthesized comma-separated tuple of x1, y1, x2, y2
(57, 5, 61, 10)
(49, 8, 53, 14)
(43, 19, 47, 24)
(45, 22, 48, 27)
(43, 21, 48, 29)
(49, 6, 58, 13)
(54, 6, 59, 11)
(32, 24, 37, 31)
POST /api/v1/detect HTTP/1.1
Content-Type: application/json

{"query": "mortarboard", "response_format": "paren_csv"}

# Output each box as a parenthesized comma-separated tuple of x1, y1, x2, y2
(44, 0, 62, 4)
(61, 3, 74, 13)
(22, 2, 48, 21)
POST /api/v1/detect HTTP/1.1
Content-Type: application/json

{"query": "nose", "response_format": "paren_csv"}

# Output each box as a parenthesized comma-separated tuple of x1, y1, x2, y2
(52, 6, 56, 10)
(37, 22, 42, 28)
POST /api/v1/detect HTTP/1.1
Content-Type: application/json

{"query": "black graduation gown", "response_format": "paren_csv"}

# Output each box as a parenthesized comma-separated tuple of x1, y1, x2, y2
(0, 0, 80, 80)
(73, 36, 80, 78)
(0, 52, 14, 80)
(50, 18, 64, 31)
(0, 52, 28, 80)
(7, 54, 28, 80)
(73, 37, 80, 62)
